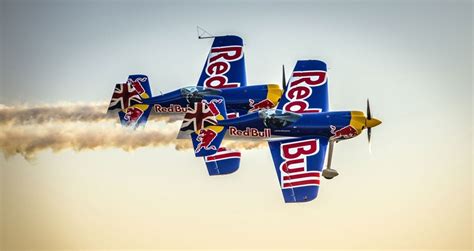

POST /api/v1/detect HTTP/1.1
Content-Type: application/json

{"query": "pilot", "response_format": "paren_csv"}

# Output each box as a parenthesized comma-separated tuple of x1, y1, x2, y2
(265, 115, 286, 128)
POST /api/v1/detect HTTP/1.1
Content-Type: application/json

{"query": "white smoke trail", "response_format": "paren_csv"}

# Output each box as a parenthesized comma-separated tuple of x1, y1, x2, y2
(0, 121, 184, 159)
(0, 102, 182, 125)
(0, 103, 267, 159)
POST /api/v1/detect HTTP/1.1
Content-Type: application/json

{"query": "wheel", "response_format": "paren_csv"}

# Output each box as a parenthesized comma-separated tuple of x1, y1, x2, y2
(322, 169, 339, 179)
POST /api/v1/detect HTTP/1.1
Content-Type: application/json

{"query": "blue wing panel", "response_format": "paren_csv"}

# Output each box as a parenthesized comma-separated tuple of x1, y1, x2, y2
(277, 60, 329, 113)
(204, 147, 241, 175)
(268, 137, 328, 203)
(197, 35, 246, 89)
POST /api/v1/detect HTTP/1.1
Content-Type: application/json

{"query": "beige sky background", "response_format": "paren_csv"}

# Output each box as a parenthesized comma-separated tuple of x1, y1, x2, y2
(0, 0, 472, 250)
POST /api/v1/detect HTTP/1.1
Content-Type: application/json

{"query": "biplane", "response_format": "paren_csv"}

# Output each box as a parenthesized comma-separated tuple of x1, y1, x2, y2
(107, 34, 382, 203)
(179, 60, 382, 203)
(107, 35, 282, 176)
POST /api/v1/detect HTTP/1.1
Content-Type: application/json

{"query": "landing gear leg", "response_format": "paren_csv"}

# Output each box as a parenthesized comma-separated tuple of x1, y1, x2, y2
(322, 139, 339, 179)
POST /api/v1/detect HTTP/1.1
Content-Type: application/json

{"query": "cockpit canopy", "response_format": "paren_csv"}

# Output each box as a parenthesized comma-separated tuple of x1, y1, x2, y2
(258, 109, 301, 128)
(180, 86, 222, 103)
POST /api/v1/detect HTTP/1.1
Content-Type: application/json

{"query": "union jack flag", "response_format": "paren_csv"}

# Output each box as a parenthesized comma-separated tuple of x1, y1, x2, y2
(108, 83, 142, 111)
(180, 102, 218, 133)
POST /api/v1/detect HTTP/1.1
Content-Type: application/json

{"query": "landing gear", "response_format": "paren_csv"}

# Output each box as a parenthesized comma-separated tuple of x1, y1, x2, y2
(323, 139, 339, 180)
(322, 168, 339, 179)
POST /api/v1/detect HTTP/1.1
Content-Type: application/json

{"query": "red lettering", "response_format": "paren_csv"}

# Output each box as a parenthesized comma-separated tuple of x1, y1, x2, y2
(290, 71, 326, 87)
(228, 126, 271, 138)
(287, 85, 310, 100)
(204, 45, 243, 89)
(283, 70, 326, 113)
(209, 46, 243, 63)
(279, 139, 320, 189)
(281, 139, 318, 159)
(207, 61, 229, 75)
(281, 158, 305, 173)
(205, 76, 227, 88)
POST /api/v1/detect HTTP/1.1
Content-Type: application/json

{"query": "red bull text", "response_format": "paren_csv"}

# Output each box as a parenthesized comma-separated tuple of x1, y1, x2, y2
(228, 126, 271, 138)
(204, 46, 243, 89)
(154, 104, 187, 113)
(283, 70, 327, 113)
(279, 139, 320, 188)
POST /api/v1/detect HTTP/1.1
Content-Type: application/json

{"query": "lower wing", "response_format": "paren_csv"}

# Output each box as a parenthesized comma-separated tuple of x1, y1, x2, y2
(268, 136, 328, 203)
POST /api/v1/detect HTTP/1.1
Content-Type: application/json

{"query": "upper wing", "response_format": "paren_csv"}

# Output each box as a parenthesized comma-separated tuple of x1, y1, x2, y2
(277, 60, 329, 113)
(197, 35, 247, 89)
(268, 137, 328, 203)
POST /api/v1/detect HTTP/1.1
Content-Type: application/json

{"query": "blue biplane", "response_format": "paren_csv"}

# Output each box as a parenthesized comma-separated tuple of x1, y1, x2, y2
(107, 35, 282, 176)
(107, 35, 282, 126)
(108, 35, 382, 203)
(179, 60, 382, 203)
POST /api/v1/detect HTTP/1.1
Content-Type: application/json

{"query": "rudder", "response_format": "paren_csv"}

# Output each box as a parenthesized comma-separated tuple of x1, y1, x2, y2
(107, 74, 153, 128)
(179, 95, 227, 157)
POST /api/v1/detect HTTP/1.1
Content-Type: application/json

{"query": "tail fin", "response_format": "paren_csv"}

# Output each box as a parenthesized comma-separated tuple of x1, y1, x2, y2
(107, 75, 153, 128)
(179, 95, 228, 157)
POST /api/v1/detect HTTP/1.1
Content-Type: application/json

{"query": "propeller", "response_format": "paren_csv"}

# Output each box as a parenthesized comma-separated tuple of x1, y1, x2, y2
(365, 98, 381, 147)
(367, 99, 372, 143)
(282, 65, 287, 91)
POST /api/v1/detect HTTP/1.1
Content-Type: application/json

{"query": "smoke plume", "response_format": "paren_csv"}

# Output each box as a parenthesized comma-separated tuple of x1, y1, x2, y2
(0, 103, 266, 159)
(0, 102, 182, 125)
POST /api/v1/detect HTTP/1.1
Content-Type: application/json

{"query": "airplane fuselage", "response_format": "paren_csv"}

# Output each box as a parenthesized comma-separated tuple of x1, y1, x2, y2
(143, 84, 282, 116)
(218, 110, 369, 141)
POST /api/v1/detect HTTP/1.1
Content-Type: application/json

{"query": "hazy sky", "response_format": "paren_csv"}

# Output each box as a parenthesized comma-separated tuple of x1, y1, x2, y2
(1, 0, 472, 250)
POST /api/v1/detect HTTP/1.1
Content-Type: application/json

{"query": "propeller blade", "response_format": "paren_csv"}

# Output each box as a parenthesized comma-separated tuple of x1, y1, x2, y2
(368, 127, 371, 143)
(367, 99, 372, 120)
(282, 65, 287, 90)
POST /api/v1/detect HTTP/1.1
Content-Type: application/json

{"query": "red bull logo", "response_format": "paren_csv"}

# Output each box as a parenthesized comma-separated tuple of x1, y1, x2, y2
(227, 112, 239, 119)
(330, 125, 358, 140)
(195, 128, 218, 153)
(124, 107, 144, 124)
(228, 126, 271, 138)
(127, 77, 147, 96)
(154, 104, 187, 113)
(283, 70, 327, 113)
(248, 99, 275, 112)
(279, 139, 320, 189)
(204, 45, 243, 89)
(203, 99, 222, 116)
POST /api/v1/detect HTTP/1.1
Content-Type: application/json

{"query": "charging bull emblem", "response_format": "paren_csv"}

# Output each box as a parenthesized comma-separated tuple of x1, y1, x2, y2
(249, 99, 275, 112)
(195, 128, 218, 153)
(330, 125, 358, 140)
(124, 107, 144, 125)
